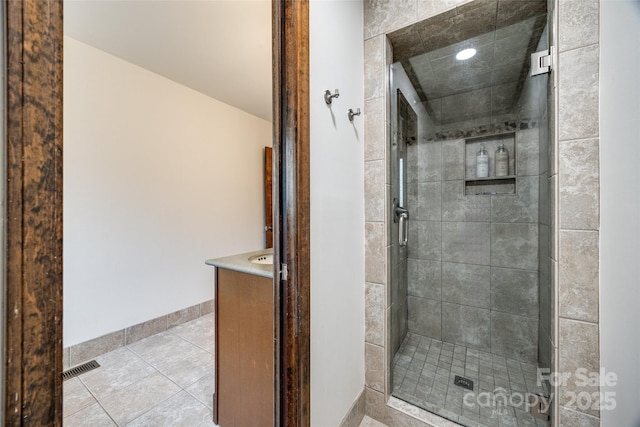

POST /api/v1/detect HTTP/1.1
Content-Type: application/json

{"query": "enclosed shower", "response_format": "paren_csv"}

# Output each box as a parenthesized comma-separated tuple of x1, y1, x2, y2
(387, 2, 553, 426)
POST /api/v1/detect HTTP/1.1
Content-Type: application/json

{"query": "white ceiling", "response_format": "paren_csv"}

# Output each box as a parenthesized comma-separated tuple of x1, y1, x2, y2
(64, 0, 273, 122)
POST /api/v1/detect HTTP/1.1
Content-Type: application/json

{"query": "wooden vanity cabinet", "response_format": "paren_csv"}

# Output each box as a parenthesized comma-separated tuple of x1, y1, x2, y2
(214, 268, 274, 427)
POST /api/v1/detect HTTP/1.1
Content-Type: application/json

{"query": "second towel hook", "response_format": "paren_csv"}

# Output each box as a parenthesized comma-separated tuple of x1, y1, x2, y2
(348, 108, 361, 122)
(324, 89, 340, 105)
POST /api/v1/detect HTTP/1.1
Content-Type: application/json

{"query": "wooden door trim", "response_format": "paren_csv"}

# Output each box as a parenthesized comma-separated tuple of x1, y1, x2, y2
(5, 0, 64, 424)
(4, 0, 310, 425)
(272, 1, 310, 426)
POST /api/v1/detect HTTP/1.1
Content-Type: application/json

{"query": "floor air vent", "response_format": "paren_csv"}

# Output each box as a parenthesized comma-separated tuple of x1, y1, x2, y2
(62, 360, 100, 381)
(453, 375, 474, 391)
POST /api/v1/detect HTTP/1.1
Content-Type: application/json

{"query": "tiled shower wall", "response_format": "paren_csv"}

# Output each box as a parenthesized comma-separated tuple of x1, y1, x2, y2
(405, 128, 541, 364)
(363, 0, 601, 426)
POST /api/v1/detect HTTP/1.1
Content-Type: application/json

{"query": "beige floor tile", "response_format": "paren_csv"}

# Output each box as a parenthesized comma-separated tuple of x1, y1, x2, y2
(79, 347, 156, 399)
(359, 415, 388, 427)
(153, 346, 213, 388)
(169, 317, 214, 353)
(128, 331, 200, 366)
(97, 371, 181, 425)
(63, 402, 116, 427)
(63, 377, 96, 417)
(185, 372, 215, 409)
(124, 391, 213, 427)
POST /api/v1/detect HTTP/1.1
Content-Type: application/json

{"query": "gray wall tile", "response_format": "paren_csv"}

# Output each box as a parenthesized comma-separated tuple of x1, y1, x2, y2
(559, 230, 599, 323)
(366, 222, 387, 284)
(516, 128, 540, 177)
(407, 258, 442, 299)
(491, 311, 538, 363)
(442, 181, 491, 222)
(559, 138, 600, 230)
(442, 262, 490, 309)
(539, 223, 551, 279)
(539, 271, 552, 335)
(167, 305, 200, 329)
(125, 316, 166, 345)
(366, 282, 385, 346)
(364, 36, 386, 100)
(558, 318, 600, 418)
(199, 300, 214, 316)
(558, 0, 599, 52)
(442, 139, 464, 181)
(364, 0, 417, 40)
(539, 171, 551, 226)
(69, 330, 125, 367)
(442, 302, 490, 352)
(442, 222, 491, 265)
(538, 324, 552, 371)
(408, 140, 442, 183)
(364, 97, 386, 161)
(365, 160, 386, 222)
(409, 220, 442, 260)
(558, 45, 599, 140)
(559, 406, 600, 427)
(416, 0, 467, 22)
(491, 223, 538, 270)
(408, 296, 442, 340)
(491, 267, 538, 317)
(408, 181, 441, 221)
(365, 343, 385, 392)
(490, 176, 539, 223)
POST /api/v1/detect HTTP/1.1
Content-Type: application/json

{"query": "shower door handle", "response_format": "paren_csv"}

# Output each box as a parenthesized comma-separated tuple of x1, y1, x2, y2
(398, 213, 408, 247)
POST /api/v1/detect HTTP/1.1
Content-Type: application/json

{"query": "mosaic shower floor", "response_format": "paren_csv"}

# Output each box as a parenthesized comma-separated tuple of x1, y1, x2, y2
(392, 333, 550, 427)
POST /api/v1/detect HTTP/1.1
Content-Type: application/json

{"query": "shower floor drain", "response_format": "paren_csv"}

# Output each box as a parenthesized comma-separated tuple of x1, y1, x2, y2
(453, 375, 474, 391)
(62, 360, 100, 381)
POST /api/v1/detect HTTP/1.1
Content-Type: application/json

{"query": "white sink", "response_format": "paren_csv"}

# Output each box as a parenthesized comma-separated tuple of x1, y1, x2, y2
(249, 252, 273, 265)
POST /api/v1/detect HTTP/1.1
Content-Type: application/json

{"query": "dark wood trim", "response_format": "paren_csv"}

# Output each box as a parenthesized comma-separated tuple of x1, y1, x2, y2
(5, 0, 64, 425)
(4, 1, 311, 426)
(272, 1, 310, 426)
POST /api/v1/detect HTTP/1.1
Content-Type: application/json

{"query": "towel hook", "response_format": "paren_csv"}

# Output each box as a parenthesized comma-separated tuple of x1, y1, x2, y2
(324, 89, 340, 105)
(348, 108, 361, 122)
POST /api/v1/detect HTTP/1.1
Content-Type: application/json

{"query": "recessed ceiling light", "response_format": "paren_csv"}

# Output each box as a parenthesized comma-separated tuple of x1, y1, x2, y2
(456, 48, 476, 60)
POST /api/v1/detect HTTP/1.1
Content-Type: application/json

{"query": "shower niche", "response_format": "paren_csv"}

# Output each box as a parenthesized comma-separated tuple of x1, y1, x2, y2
(464, 133, 516, 195)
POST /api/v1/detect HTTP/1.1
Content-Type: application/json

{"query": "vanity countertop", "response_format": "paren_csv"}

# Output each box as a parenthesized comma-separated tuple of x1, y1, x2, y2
(205, 248, 274, 278)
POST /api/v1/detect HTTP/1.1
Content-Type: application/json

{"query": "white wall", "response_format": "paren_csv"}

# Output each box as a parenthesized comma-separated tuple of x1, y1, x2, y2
(64, 37, 271, 347)
(599, 1, 640, 426)
(309, 1, 365, 425)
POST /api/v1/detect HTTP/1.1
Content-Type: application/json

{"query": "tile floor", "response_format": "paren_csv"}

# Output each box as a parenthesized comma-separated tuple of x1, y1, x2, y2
(63, 314, 216, 426)
(392, 333, 550, 427)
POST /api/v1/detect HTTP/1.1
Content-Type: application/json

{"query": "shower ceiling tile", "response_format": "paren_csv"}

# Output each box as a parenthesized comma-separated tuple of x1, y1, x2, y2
(427, 30, 496, 62)
(489, 63, 521, 86)
(496, 0, 546, 28)
(389, 25, 425, 61)
(494, 15, 538, 40)
(493, 33, 530, 68)
(388, 0, 547, 126)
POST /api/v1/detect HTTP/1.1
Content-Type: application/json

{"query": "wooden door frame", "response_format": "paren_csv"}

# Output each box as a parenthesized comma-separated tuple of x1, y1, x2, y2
(4, 0, 310, 425)
(272, 1, 310, 425)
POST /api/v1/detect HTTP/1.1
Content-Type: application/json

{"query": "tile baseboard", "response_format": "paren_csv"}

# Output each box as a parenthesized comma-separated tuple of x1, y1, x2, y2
(339, 388, 366, 427)
(64, 299, 214, 368)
